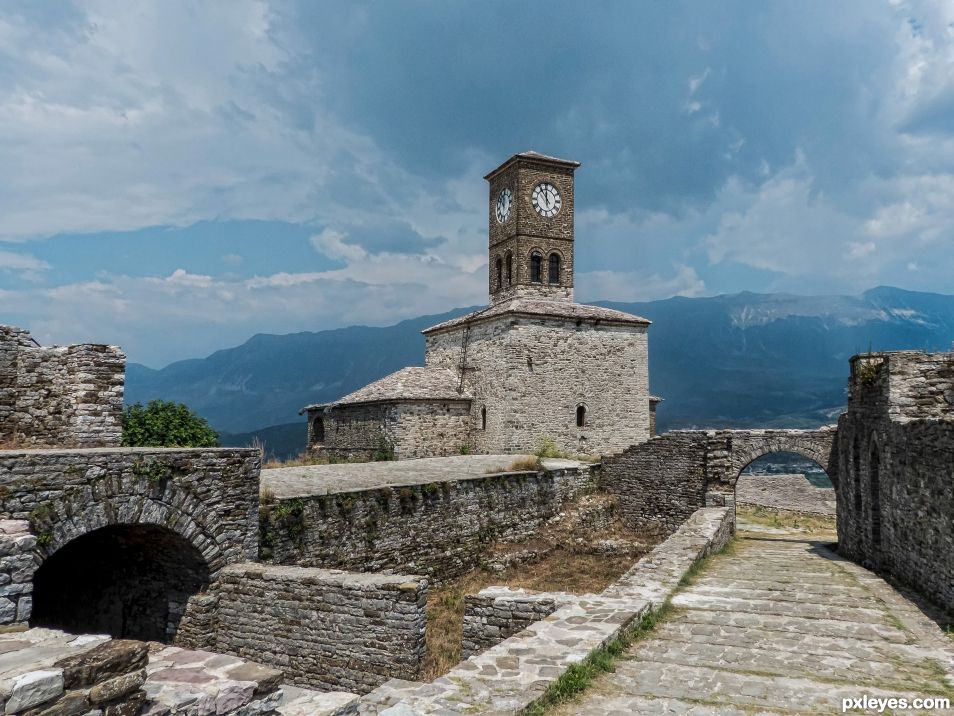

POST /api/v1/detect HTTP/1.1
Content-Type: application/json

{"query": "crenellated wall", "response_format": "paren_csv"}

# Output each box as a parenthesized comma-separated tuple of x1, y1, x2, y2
(0, 325, 124, 448)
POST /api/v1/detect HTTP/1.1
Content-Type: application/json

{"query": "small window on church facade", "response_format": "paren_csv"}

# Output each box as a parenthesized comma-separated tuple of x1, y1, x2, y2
(530, 251, 542, 283)
(481, 406, 487, 430)
(576, 405, 586, 428)
(548, 253, 560, 284)
(313, 416, 326, 443)
(505, 252, 513, 285)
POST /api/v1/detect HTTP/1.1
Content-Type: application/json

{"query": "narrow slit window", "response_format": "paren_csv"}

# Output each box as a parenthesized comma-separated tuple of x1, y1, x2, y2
(505, 252, 513, 285)
(576, 405, 586, 427)
(548, 253, 561, 284)
(481, 406, 487, 430)
(530, 251, 542, 283)
(495, 258, 503, 290)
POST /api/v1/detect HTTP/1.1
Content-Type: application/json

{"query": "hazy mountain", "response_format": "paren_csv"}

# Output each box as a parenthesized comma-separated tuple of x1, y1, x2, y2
(126, 286, 954, 458)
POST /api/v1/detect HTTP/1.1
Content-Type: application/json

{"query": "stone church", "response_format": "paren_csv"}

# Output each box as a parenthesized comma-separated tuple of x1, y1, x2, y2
(302, 152, 654, 459)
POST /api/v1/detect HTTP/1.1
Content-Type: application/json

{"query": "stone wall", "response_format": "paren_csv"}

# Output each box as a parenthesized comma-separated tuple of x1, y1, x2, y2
(837, 351, 954, 612)
(602, 432, 709, 534)
(603, 428, 838, 534)
(0, 520, 35, 629)
(0, 325, 124, 448)
(426, 316, 650, 457)
(311, 400, 473, 461)
(262, 463, 595, 581)
(461, 587, 573, 659)
(200, 563, 427, 695)
(0, 447, 260, 572)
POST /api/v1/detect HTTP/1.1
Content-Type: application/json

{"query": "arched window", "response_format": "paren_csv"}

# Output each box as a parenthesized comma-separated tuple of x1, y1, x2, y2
(548, 253, 561, 284)
(530, 251, 543, 283)
(505, 252, 513, 285)
(313, 417, 325, 443)
(481, 406, 487, 430)
(495, 257, 503, 290)
(576, 404, 586, 427)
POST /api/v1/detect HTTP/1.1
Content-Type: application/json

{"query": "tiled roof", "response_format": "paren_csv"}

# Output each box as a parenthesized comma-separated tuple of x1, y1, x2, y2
(301, 367, 470, 412)
(422, 298, 651, 334)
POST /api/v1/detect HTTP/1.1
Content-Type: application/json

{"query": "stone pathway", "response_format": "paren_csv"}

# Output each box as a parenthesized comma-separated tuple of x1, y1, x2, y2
(559, 526, 954, 715)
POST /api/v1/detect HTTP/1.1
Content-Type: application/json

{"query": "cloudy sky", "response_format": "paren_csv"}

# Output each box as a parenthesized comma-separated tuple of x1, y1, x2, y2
(2, 1, 953, 366)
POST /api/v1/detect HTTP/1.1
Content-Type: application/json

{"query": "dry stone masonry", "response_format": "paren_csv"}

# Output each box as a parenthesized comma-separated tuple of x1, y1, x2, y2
(0, 326, 124, 448)
(200, 564, 427, 695)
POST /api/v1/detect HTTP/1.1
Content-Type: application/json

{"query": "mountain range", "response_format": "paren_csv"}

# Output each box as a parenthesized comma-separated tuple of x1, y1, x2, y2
(125, 286, 954, 459)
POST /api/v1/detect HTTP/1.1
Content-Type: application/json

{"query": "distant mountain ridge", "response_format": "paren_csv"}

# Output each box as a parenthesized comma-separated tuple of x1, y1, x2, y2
(125, 286, 954, 456)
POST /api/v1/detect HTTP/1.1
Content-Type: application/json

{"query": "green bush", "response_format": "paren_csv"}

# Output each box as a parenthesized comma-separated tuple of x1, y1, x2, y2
(121, 400, 219, 448)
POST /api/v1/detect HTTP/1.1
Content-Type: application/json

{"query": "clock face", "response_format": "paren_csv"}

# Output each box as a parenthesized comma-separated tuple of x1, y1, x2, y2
(531, 182, 562, 218)
(495, 188, 513, 223)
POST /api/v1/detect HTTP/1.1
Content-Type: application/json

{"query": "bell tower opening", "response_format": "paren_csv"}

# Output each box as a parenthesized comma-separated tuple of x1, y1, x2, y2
(485, 151, 579, 304)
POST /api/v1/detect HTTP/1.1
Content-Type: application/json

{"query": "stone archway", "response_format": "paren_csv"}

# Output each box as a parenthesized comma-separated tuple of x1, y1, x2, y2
(31, 523, 210, 642)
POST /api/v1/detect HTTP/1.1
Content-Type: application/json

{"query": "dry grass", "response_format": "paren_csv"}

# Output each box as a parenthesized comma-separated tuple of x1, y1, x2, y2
(737, 505, 837, 534)
(421, 548, 638, 680)
(507, 455, 542, 472)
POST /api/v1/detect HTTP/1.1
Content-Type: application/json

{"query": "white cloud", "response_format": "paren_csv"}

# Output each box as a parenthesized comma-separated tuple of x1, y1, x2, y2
(0, 250, 50, 272)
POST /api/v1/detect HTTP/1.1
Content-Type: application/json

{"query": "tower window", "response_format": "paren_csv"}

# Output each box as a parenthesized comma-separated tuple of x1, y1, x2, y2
(548, 253, 561, 284)
(495, 257, 503, 290)
(530, 251, 543, 283)
(313, 417, 326, 443)
(576, 404, 586, 427)
(481, 406, 487, 430)
(505, 252, 513, 285)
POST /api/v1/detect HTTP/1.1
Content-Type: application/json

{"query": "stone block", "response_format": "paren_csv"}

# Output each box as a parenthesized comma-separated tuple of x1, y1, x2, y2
(5, 670, 65, 714)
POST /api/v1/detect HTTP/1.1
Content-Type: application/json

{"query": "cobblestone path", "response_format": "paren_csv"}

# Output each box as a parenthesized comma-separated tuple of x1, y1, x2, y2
(560, 526, 954, 715)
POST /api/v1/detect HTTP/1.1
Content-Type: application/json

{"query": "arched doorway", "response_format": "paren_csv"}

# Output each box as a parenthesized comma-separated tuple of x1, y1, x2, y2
(31, 524, 210, 642)
(735, 451, 836, 522)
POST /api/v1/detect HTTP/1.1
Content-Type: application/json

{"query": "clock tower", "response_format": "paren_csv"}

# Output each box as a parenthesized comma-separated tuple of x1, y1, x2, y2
(484, 151, 580, 304)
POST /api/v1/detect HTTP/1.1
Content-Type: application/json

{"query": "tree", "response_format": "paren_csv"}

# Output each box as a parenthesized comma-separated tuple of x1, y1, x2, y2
(121, 400, 219, 448)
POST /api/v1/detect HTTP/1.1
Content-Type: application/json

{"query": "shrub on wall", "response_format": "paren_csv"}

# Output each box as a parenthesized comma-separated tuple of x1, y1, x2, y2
(121, 400, 219, 448)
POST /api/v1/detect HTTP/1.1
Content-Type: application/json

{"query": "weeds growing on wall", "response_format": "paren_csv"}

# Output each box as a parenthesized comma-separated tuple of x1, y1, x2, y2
(372, 437, 396, 462)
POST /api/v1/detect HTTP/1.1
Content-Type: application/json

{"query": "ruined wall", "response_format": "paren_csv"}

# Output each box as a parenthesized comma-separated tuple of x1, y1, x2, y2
(0, 447, 261, 573)
(462, 587, 572, 659)
(262, 464, 595, 581)
(426, 316, 649, 457)
(310, 400, 472, 460)
(837, 351, 954, 612)
(208, 563, 427, 694)
(602, 432, 709, 534)
(0, 326, 124, 448)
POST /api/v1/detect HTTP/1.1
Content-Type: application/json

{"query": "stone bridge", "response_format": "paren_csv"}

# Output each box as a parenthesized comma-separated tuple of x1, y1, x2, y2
(602, 427, 838, 533)
(0, 447, 260, 642)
